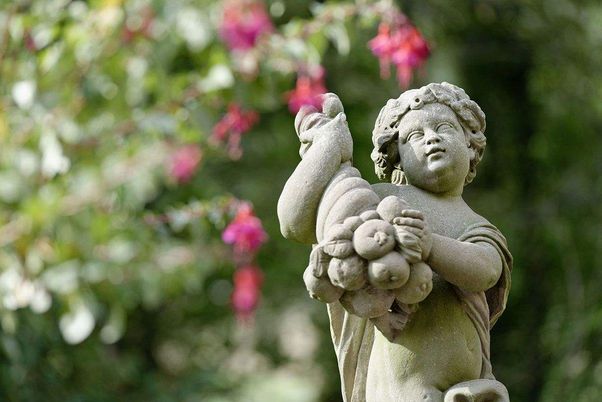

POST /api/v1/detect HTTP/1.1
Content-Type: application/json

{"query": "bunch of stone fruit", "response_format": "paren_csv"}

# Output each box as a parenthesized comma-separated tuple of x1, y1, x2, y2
(304, 195, 434, 317)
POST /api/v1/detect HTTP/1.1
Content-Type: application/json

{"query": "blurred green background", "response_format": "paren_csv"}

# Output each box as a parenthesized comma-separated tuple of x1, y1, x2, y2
(1, 0, 602, 401)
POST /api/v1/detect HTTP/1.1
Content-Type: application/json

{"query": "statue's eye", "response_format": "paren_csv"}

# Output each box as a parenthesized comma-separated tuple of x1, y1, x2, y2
(407, 131, 424, 142)
(436, 122, 454, 132)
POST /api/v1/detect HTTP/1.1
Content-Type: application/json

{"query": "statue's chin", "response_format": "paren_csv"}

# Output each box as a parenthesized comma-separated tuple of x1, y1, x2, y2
(409, 167, 466, 195)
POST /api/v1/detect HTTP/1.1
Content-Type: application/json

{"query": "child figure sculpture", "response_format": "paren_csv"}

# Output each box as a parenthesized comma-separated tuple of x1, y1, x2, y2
(277, 83, 512, 402)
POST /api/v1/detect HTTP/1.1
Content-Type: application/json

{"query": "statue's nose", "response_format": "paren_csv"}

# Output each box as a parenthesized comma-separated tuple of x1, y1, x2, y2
(425, 130, 441, 145)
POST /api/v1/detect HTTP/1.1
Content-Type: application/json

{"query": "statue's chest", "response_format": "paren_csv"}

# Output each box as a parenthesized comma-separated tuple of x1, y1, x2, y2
(412, 202, 470, 239)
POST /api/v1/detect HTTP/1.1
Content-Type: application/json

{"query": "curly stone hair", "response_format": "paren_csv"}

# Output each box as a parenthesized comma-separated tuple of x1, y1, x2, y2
(371, 82, 486, 185)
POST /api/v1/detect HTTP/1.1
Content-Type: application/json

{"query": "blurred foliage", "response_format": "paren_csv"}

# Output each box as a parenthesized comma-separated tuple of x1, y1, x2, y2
(1, 0, 602, 401)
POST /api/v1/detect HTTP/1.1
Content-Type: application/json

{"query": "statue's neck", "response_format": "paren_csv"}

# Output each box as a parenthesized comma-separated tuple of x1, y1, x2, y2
(406, 184, 464, 202)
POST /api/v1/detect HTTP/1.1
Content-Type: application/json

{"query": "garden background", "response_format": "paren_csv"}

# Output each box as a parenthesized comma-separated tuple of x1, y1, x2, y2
(1, 0, 602, 401)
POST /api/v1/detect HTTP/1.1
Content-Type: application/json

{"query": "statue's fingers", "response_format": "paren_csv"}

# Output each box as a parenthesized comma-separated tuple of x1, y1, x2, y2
(295, 104, 319, 136)
(396, 226, 423, 237)
(393, 217, 425, 229)
(400, 209, 425, 220)
(321, 93, 344, 118)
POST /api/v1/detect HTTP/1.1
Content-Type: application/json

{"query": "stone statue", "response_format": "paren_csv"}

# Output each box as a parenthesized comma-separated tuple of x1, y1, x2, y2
(277, 83, 512, 402)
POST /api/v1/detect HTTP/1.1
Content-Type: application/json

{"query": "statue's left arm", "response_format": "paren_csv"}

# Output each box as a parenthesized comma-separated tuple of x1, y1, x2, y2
(396, 210, 503, 293)
(427, 235, 503, 292)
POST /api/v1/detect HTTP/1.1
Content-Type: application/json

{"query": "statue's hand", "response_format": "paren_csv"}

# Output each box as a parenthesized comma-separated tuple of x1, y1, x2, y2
(294, 93, 352, 162)
(393, 209, 433, 260)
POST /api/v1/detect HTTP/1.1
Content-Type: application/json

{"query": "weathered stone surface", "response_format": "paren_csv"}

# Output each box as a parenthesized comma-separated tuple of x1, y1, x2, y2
(278, 83, 512, 402)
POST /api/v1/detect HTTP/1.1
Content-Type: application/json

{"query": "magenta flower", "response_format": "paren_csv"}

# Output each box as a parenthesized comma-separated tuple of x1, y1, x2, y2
(369, 21, 430, 88)
(369, 23, 396, 78)
(169, 145, 202, 183)
(222, 204, 268, 255)
(231, 264, 263, 319)
(212, 103, 258, 159)
(286, 67, 327, 114)
(219, 0, 273, 51)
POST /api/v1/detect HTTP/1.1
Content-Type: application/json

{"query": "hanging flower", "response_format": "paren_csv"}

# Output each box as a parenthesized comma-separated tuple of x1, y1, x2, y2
(222, 203, 268, 256)
(169, 145, 202, 183)
(368, 23, 396, 79)
(212, 103, 258, 159)
(23, 29, 37, 53)
(231, 264, 263, 319)
(219, 0, 273, 51)
(286, 66, 328, 114)
(369, 21, 430, 88)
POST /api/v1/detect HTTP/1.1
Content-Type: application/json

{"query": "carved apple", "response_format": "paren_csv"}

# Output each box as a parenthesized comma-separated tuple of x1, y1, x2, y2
(394, 261, 433, 304)
(368, 251, 410, 289)
(327, 255, 367, 290)
(353, 219, 396, 260)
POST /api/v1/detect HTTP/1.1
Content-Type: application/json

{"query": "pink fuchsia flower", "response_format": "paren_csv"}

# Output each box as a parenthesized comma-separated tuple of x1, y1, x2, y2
(219, 0, 273, 51)
(369, 21, 430, 88)
(368, 23, 396, 78)
(169, 145, 202, 183)
(212, 103, 258, 159)
(222, 203, 268, 256)
(286, 67, 328, 114)
(231, 265, 263, 319)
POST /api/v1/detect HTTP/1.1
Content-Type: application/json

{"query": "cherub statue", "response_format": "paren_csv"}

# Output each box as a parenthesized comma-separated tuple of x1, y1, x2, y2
(277, 83, 512, 402)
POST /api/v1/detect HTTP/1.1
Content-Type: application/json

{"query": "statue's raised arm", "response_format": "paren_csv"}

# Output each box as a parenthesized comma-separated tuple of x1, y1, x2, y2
(277, 94, 380, 244)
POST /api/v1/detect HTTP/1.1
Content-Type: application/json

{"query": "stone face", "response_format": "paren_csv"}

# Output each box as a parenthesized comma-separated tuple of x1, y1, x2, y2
(278, 83, 512, 402)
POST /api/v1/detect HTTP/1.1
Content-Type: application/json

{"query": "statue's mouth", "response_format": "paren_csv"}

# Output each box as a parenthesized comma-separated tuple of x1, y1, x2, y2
(426, 146, 445, 156)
